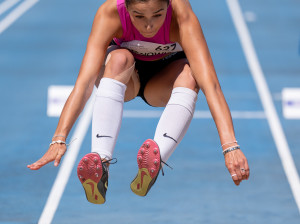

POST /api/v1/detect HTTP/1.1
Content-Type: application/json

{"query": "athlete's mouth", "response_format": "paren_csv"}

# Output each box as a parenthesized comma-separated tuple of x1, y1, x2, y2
(142, 31, 156, 37)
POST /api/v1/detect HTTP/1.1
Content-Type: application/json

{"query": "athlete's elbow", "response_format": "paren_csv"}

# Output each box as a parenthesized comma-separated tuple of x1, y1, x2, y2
(200, 79, 222, 96)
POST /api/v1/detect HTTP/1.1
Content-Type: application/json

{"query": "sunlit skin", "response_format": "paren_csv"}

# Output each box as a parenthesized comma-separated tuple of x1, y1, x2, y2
(126, 0, 168, 38)
(27, 0, 250, 186)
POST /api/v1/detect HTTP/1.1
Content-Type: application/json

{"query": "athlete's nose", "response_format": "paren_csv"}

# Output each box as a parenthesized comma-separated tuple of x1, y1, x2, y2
(146, 24, 152, 31)
(145, 21, 153, 31)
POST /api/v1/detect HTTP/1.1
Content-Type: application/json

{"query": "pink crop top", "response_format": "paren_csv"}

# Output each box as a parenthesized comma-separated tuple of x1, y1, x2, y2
(113, 0, 183, 61)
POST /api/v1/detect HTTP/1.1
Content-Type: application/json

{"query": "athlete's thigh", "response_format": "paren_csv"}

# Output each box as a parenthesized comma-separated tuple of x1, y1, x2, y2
(144, 58, 191, 107)
(95, 45, 120, 87)
(124, 67, 140, 102)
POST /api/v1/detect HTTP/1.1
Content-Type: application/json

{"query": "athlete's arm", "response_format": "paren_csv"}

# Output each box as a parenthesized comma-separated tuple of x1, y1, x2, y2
(27, 0, 122, 170)
(172, 0, 249, 185)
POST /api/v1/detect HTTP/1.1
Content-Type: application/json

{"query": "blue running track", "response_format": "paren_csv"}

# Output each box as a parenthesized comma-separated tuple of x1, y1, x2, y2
(0, 0, 299, 223)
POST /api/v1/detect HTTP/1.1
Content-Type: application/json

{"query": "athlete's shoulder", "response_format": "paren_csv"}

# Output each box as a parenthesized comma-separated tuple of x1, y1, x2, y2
(93, 0, 122, 39)
(96, 0, 119, 19)
(171, 0, 196, 23)
(170, 0, 200, 42)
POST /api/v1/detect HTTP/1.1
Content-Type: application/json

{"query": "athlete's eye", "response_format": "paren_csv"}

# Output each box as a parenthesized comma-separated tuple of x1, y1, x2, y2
(135, 16, 144, 19)
(153, 14, 162, 18)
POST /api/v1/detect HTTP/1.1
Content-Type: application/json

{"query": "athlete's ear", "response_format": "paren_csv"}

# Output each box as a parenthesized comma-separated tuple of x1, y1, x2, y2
(125, 1, 129, 10)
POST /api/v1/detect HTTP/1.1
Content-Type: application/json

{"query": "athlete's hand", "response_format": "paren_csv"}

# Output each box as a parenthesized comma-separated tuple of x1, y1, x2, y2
(27, 143, 67, 170)
(224, 149, 250, 186)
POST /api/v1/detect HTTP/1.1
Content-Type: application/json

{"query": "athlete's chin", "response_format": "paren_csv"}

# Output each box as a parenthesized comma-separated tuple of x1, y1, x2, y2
(141, 31, 157, 38)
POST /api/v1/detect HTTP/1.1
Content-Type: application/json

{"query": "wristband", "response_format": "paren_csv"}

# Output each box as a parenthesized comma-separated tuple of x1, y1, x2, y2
(223, 146, 240, 156)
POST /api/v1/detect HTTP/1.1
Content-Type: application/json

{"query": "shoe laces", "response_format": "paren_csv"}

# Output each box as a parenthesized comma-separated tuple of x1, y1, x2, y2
(101, 158, 117, 174)
(161, 160, 173, 176)
(100, 158, 117, 182)
(102, 158, 117, 165)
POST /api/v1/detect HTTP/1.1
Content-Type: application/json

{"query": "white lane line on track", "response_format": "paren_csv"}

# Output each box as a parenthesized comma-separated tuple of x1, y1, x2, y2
(38, 92, 95, 224)
(226, 0, 300, 213)
(0, 0, 38, 35)
(123, 110, 266, 119)
(0, 0, 20, 16)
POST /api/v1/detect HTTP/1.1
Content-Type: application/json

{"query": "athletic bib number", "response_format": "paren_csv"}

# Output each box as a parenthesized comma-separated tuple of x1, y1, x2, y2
(155, 43, 177, 51)
(120, 40, 183, 56)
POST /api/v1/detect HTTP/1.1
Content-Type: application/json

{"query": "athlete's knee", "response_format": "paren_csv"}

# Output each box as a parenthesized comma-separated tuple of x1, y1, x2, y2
(106, 49, 135, 73)
(174, 64, 199, 93)
(104, 49, 136, 84)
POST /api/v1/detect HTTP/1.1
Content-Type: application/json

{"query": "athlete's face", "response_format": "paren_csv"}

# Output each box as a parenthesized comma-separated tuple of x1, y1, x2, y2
(127, 0, 168, 38)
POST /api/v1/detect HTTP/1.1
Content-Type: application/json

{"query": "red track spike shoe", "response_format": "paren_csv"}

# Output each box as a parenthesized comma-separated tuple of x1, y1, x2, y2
(131, 139, 161, 196)
(77, 153, 109, 204)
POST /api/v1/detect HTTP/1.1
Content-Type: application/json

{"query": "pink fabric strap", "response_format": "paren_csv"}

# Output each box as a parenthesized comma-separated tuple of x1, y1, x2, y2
(114, 0, 176, 61)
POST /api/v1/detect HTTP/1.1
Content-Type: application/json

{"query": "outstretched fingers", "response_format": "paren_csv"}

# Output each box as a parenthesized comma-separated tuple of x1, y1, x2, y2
(27, 156, 55, 170)
(27, 145, 67, 170)
(54, 149, 67, 167)
(27, 161, 44, 170)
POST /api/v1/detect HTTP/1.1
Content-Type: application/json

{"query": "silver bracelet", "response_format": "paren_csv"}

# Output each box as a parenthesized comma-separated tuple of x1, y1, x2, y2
(49, 138, 77, 147)
(221, 140, 238, 148)
(223, 145, 240, 156)
(49, 140, 67, 146)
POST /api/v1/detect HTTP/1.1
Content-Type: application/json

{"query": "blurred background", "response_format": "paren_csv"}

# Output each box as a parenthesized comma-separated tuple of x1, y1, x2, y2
(0, 0, 299, 223)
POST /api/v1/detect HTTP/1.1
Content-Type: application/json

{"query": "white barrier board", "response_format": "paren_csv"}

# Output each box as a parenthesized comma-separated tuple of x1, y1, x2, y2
(47, 85, 73, 117)
(282, 88, 300, 119)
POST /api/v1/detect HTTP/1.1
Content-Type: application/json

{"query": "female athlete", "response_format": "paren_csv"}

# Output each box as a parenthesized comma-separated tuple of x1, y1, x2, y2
(28, 0, 250, 204)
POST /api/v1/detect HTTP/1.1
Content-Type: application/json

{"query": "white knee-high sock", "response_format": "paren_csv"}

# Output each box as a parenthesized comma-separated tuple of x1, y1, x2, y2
(92, 77, 127, 160)
(154, 87, 197, 162)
